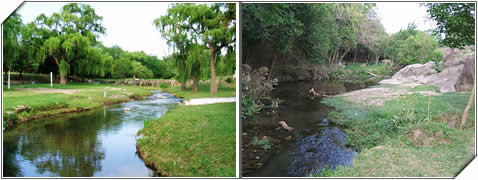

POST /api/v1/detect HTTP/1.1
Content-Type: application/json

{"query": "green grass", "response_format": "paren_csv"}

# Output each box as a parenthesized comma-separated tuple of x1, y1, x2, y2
(163, 82, 236, 100)
(3, 83, 157, 127)
(345, 63, 395, 77)
(411, 84, 440, 92)
(137, 103, 236, 177)
(318, 90, 475, 176)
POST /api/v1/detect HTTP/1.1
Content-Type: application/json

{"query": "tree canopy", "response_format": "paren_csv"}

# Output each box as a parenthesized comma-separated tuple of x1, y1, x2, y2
(425, 3, 475, 48)
(154, 3, 236, 94)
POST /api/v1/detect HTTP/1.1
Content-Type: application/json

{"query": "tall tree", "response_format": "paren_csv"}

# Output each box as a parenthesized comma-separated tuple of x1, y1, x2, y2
(3, 13, 22, 76)
(15, 23, 46, 77)
(36, 3, 105, 84)
(204, 3, 236, 94)
(154, 3, 194, 90)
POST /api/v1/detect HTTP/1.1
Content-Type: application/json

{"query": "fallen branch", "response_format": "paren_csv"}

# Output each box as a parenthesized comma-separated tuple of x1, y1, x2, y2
(279, 121, 294, 131)
(308, 88, 330, 98)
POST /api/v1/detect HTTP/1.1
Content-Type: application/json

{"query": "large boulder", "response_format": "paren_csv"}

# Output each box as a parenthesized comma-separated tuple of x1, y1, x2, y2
(380, 48, 475, 92)
(379, 62, 437, 85)
(455, 53, 475, 91)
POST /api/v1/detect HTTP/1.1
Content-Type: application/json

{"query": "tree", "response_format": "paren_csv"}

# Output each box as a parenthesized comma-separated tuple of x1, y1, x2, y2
(154, 3, 194, 90)
(204, 3, 236, 94)
(36, 3, 105, 84)
(112, 58, 132, 78)
(154, 3, 235, 94)
(3, 13, 22, 76)
(426, 3, 476, 128)
(425, 3, 475, 49)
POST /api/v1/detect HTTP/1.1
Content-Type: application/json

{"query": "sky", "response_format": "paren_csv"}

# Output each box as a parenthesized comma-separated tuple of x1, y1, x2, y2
(15, 2, 437, 58)
(375, 2, 437, 35)
(16, 2, 172, 58)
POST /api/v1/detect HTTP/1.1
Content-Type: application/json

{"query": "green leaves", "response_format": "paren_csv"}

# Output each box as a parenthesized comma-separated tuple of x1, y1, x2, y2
(425, 3, 475, 48)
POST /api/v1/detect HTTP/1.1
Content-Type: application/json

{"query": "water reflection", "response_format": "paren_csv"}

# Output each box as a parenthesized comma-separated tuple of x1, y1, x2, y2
(3, 92, 181, 177)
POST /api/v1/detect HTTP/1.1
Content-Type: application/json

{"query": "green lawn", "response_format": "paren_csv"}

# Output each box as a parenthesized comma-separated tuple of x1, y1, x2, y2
(315, 85, 475, 177)
(3, 83, 156, 127)
(163, 81, 236, 100)
(137, 103, 236, 177)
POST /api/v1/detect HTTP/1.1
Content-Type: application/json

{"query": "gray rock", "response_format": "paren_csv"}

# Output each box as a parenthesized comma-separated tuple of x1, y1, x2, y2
(380, 48, 475, 93)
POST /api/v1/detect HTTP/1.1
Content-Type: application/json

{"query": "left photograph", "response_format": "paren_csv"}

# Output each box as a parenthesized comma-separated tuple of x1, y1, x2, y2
(2, 2, 236, 177)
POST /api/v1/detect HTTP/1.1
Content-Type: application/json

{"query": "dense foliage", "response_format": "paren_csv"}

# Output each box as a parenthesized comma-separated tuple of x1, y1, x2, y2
(425, 3, 475, 49)
(242, 3, 446, 72)
(2, 3, 183, 84)
(154, 3, 236, 94)
(384, 24, 443, 65)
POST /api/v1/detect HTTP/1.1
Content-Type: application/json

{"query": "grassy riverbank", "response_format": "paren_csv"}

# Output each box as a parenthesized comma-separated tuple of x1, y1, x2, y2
(163, 81, 236, 100)
(136, 80, 236, 176)
(136, 103, 236, 177)
(315, 84, 475, 177)
(3, 83, 157, 128)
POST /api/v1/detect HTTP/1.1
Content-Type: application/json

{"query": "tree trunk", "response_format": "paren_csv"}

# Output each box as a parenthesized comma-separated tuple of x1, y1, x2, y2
(268, 54, 277, 80)
(192, 74, 199, 93)
(353, 49, 357, 63)
(180, 81, 186, 91)
(60, 74, 67, 85)
(209, 41, 218, 95)
(338, 48, 350, 65)
(133, 74, 136, 80)
(460, 79, 475, 129)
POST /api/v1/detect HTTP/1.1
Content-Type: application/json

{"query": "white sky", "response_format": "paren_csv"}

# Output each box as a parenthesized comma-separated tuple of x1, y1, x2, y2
(375, 2, 437, 35)
(15, 2, 436, 58)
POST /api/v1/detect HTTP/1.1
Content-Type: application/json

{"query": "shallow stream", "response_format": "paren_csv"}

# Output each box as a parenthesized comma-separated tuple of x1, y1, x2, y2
(248, 80, 376, 177)
(3, 91, 181, 177)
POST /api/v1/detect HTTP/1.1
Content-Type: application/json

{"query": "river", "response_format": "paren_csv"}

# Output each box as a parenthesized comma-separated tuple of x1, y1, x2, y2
(3, 91, 182, 177)
(245, 80, 376, 177)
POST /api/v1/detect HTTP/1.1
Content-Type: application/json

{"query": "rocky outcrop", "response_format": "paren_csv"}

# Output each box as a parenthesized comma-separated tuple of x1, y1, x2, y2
(455, 53, 475, 91)
(379, 48, 475, 92)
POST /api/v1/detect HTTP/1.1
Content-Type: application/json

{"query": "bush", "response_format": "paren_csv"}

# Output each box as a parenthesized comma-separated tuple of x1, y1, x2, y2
(160, 83, 169, 89)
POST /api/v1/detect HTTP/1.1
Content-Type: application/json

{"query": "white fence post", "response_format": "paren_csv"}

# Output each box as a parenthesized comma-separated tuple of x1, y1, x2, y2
(8, 71, 10, 89)
(50, 72, 53, 87)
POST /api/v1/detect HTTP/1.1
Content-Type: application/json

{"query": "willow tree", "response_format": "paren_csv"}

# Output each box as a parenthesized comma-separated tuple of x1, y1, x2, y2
(3, 13, 22, 76)
(154, 3, 194, 90)
(15, 23, 46, 76)
(35, 3, 105, 84)
(203, 3, 236, 94)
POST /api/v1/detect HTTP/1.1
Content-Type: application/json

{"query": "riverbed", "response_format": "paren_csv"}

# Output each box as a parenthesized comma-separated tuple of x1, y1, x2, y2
(3, 91, 182, 177)
(243, 80, 377, 177)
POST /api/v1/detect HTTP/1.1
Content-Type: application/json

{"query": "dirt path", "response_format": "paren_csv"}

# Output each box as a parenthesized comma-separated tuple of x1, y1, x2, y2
(184, 97, 235, 106)
(17, 88, 80, 94)
(338, 82, 441, 107)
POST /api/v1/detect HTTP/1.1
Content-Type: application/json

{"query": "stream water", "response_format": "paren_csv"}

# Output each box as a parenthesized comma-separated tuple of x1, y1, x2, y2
(3, 91, 182, 177)
(248, 80, 376, 177)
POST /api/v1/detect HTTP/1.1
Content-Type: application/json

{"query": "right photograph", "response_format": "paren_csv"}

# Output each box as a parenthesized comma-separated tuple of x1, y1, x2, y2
(241, 2, 475, 177)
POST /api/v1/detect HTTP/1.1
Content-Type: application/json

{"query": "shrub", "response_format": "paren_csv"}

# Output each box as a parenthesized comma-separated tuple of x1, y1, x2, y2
(160, 83, 169, 89)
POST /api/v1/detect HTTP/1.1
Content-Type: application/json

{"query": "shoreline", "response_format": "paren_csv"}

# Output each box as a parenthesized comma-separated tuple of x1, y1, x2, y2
(3, 85, 155, 129)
